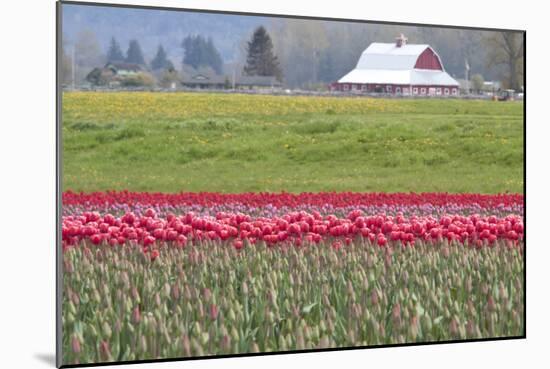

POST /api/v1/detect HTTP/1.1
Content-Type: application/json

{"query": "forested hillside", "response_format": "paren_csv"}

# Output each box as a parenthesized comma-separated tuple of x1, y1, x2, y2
(62, 4, 521, 88)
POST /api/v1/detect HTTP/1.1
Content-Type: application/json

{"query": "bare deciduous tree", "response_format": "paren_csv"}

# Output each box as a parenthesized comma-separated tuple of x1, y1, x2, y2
(485, 32, 524, 90)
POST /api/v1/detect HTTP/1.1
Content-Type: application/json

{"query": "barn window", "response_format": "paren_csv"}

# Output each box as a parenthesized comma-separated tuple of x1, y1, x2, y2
(361, 84, 367, 91)
(436, 87, 442, 95)
(413, 87, 418, 94)
(386, 85, 392, 92)
(396, 87, 401, 94)
(444, 88, 450, 95)
(343, 84, 349, 91)
(420, 87, 426, 94)
(403, 87, 409, 94)
(452, 88, 458, 95)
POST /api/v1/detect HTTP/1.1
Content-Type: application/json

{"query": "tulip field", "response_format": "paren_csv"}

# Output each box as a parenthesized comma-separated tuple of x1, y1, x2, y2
(61, 92, 524, 365)
(62, 191, 524, 364)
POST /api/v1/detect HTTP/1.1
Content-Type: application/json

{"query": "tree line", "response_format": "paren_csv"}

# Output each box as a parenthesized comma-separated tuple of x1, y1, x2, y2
(62, 22, 522, 91)
(269, 19, 523, 90)
(62, 26, 282, 86)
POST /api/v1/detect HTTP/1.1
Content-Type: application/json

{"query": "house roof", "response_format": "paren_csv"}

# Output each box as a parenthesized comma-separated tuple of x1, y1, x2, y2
(105, 62, 143, 72)
(238, 75, 281, 86)
(338, 41, 458, 86)
(181, 73, 227, 85)
(181, 73, 281, 87)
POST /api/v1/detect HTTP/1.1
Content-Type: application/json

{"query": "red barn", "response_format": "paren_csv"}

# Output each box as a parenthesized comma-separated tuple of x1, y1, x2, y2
(331, 34, 459, 96)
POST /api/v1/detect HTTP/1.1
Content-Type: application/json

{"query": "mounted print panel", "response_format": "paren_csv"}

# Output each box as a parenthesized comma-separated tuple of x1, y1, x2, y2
(57, 1, 525, 367)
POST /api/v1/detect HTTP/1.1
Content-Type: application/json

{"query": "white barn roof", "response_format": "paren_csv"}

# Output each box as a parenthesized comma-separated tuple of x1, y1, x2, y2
(338, 42, 459, 86)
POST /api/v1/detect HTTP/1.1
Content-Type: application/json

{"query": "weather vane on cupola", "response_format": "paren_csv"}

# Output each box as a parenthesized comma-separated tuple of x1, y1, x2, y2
(395, 33, 408, 47)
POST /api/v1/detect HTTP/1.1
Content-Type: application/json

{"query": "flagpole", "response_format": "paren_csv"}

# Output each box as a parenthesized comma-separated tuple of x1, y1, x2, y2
(464, 58, 470, 95)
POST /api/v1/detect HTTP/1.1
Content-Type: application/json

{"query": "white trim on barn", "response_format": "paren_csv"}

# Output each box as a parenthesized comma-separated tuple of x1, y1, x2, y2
(338, 68, 459, 86)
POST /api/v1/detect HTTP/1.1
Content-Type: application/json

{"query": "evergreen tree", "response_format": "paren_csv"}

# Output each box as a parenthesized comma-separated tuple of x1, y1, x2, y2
(151, 44, 174, 71)
(125, 39, 146, 65)
(106, 37, 124, 63)
(182, 36, 199, 70)
(181, 35, 223, 74)
(243, 26, 282, 81)
(206, 37, 223, 75)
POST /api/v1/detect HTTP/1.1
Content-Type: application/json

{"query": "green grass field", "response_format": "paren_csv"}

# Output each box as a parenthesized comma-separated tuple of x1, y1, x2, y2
(62, 92, 524, 194)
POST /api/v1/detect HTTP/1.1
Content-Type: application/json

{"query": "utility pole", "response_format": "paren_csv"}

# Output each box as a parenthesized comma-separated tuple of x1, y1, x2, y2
(464, 58, 470, 95)
(72, 44, 76, 90)
(312, 49, 318, 87)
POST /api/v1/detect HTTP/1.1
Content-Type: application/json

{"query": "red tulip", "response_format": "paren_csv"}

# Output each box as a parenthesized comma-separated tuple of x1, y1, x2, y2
(143, 236, 155, 247)
(377, 234, 387, 247)
(144, 208, 157, 218)
(233, 239, 243, 250)
(210, 304, 219, 320)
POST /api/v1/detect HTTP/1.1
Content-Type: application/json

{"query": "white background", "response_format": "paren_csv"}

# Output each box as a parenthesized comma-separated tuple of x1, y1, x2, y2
(0, 0, 547, 367)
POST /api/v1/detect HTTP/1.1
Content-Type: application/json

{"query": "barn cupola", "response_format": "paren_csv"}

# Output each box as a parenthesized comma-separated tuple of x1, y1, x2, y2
(395, 33, 408, 47)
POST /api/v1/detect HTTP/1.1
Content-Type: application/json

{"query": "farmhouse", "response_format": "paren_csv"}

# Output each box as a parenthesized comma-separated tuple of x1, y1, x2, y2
(181, 71, 281, 90)
(331, 34, 459, 96)
(181, 72, 227, 89)
(236, 75, 282, 90)
(86, 62, 146, 86)
(104, 62, 143, 76)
